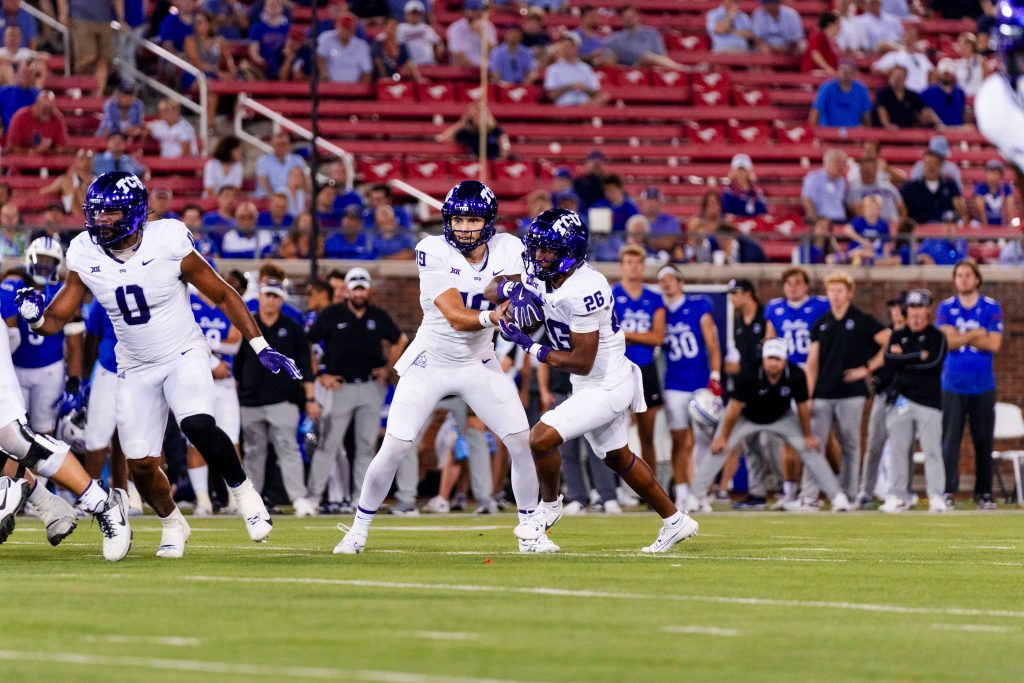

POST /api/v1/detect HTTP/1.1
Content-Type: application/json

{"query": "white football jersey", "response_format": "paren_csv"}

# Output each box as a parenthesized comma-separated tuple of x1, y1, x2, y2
(523, 263, 631, 389)
(66, 219, 206, 371)
(415, 232, 524, 362)
(976, 74, 1024, 172)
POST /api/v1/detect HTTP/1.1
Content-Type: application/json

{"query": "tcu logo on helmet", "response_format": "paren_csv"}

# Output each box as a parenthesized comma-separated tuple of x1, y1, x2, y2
(553, 212, 582, 232)
(115, 174, 144, 192)
(479, 186, 495, 204)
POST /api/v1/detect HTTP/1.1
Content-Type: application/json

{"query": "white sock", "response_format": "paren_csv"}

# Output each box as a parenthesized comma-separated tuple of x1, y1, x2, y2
(351, 505, 375, 535)
(356, 434, 413, 513)
(28, 480, 51, 506)
(503, 430, 539, 513)
(228, 479, 253, 498)
(188, 465, 209, 496)
(664, 511, 683, 526)
(160, 507, 186, 527)
(78, 481, 108, 514)
(783, 481, 798, 498)
(127, 480, 140, 498)
(674, 483, 690, 502)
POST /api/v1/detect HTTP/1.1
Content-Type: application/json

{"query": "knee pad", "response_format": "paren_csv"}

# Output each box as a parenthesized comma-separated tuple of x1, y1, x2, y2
(180, 414, 217, 446)
(0, 418, 69, 478)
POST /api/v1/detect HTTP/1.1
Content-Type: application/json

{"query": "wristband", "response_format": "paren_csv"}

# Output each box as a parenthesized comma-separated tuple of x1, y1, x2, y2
(710, 371, 721, 381)
(249, 336, 270, 354)
(527, 343, 551, 363)
(479, 310, 495, 328)
(28, 317, 45, 331)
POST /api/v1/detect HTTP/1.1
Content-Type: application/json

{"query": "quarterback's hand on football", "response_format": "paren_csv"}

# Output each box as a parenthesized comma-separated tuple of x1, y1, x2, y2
(507, 284, 544, 331)
(258, 347, 302, 379)
(15, 287, 45, 324)
(710, 435, 727, 455)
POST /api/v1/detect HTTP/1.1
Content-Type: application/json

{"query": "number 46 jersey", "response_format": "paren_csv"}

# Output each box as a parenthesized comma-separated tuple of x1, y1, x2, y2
(523, 263, 630, 390)
(66, 219, 206, 371)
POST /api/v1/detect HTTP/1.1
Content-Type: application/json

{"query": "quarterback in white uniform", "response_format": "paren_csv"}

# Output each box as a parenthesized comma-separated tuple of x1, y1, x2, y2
(497, 208, 699, 552)
(334, 180, 548, 555)
(16, 171, 302, 560)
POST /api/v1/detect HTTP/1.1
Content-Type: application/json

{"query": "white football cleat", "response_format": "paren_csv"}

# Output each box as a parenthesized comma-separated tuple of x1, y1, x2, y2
(782, 497, 822, 512)
(30, 486, 78, 545)
(292, 497, 318, 517)
(684, 495, 712, 514)
(423, 496, 450, 514)
(519, 533, 560, 554)
(879, 496, 909, 514)
(96, 488, 133, 562)
(230, 480, 273, 542)
(0, 477, 29, 544)
(156, 516, 191, 559)
(928, 495, 950, 513)
(193, 492, 213, 517)
(601, 499, 623, 514)
(641, 514, 699, 553)
(830, 492, 854, 512)
(563, 500, 586, 516)
(513, 495, 563, 541)
(333, 523, 365, 555)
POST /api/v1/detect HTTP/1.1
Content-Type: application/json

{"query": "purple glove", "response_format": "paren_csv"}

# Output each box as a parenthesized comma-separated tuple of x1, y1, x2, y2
(507, 284, 544, 331)
(258, 347, 303, 379)
(15, 287, 45, 324)
(498, 318, 550, 363)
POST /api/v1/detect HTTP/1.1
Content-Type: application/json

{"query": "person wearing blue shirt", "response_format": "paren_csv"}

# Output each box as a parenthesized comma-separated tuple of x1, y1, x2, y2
(936, 260, 1003, 509)
(159, 3, 196, 52)
(82, 298, 120, 479)
(921, 61, 967, 126)
(247, 0, 290, 79)
(613, 244, 666, 476)
(657, 266, 721, 511)
(918, 222, 968, 265)
(706, 0, 753, 53)
(325, 205, 377, 259)
(721, 154, 768, 218)
(810, 61, 873, 127)
(843, 195, 890, 262)
(0, 4, 38, 48)
(590, 175, 639, 232)
(973, 160, 1015, 226)
(489, 26, 535, 84)
(0, 62, 38, 131)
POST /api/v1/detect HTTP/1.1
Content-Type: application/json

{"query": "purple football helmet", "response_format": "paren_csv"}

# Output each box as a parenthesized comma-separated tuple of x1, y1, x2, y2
(441, 180, 498, 252)
(522, 208, 589, 282)
(83, 171, 149, 247)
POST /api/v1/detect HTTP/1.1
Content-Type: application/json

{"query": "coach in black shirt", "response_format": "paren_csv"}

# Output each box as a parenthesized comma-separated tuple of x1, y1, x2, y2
(691, 339, 852, 510)
(305, 268, 408, 508)
(726, 278, 765, 379)
(804, 270, 890, 503)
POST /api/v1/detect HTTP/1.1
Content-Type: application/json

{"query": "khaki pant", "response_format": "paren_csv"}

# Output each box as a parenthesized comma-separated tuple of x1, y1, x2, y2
(71, 18, 114, 71)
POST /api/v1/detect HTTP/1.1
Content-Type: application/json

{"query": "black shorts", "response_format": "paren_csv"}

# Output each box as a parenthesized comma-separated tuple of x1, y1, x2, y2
(639, 362, 664, 408)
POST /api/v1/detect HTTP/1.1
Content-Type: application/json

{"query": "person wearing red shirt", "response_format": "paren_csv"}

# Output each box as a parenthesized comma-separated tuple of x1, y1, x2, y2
(802, 11, 840, 73)
(4, 90, 67, 153)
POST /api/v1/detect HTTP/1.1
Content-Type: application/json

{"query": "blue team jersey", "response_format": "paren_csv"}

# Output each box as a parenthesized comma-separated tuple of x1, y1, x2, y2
(0, 279, 17, 318)
(245, 297, 304, 325)
(936, 295, 1003, 394)
(84, 299, 118, 374)
(191, 293, 234, 368)
(764, 296, 830, 366)
(662, 294, 713, 392)
(10, 280, 66, 368)
(612, 283, 664, 366)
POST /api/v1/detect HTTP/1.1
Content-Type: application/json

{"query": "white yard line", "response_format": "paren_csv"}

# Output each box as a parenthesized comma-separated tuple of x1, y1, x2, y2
(302, 526, 505, 532)
(81, 635, 201, 647)
(930, 623, 1016, 634)
(404, 631, 480, 642)
(0, 650, 536, 683)
(662, 626, 742, 637)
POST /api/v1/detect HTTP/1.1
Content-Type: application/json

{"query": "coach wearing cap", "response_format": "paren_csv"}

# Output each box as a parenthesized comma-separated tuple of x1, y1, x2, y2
(881, 289, 948, 513)
(692, 338, 852, 511)
(306, 268, 408, 507)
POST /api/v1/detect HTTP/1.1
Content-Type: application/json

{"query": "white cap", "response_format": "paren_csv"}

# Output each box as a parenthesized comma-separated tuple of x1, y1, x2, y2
(345, 267, 372, 289)
(404, 0, 425, 12)
(936, 57, 956, 75)
(731, 153, 753, 171)
(657, 266, 682, 282)
(762, 338, 788, 360)
(259, 278, 288, 299)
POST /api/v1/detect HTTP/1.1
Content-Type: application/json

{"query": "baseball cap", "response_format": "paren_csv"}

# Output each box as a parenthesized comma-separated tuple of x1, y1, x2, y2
(553, 166, 573, 179)
(586, 149, 606, 162)
(260, 278, 288, 299)
(728, 278, 755, 294)
(345, 267, 372, 290)
(906, 289, 932, 307)
(927, 135, 951, 158)
(986, 159, 1005, 171)
(886, 291, 908, 307)
(936, 57, 956, 75)
(639, 186, 662, 200)
(552, 190, 580, 206)
(657, 265, 682, 281)
(731, 153, 753, 171)
(116, 80, 136, 94)
(762, 338, 788, 360)
(404, 0, 425, 12)
(560, 31, 581, 47)
(342, 204, 362, 218)
(463, 0, 484, 10)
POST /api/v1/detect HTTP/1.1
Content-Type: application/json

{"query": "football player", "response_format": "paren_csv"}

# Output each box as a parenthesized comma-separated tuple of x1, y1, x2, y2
(334, 180, 549, 555)
(15, 171, 301, 560)
(499, 208, 699, 553)
(976, 1, 1024, 200)
(657, 266, 721, 512)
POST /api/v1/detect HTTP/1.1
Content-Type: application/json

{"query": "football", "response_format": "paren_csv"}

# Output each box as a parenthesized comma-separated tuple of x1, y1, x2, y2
(503, 302, 545, 335)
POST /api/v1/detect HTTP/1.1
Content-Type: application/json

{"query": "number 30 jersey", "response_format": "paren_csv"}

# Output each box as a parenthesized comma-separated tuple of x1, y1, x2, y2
(523, 263, 630, 390)
(66, 219, 206, 371)
(662, 294, 713, 392)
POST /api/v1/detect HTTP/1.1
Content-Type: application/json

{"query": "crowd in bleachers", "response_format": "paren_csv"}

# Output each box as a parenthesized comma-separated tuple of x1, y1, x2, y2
(0, 0, 1019, 266)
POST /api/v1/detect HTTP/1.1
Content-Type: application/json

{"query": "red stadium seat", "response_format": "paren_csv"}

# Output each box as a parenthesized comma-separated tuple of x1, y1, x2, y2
(493, 160, 536, 182)
(694, 88, 729, 106)
(459, 84, 496, 103)
(495, 84, 541, 104)
(775, 123, 815, 144)
(406, 159, 452, 180)
(619, 68, 650, 88)
(648, 69, 688, 89)
(451, 159, 488, 179)
(728, 121, 771, 145)
(687, 123, 726, 145)
(733, 86, 770, 107)
(376, 80, 416, 102)
(666, 33, 709, 52)
(358, 158, 405, 182)
(417, 82, 457, 103)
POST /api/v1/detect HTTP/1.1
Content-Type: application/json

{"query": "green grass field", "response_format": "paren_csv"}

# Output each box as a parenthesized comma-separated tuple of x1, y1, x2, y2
(3, 511, 1023, 683)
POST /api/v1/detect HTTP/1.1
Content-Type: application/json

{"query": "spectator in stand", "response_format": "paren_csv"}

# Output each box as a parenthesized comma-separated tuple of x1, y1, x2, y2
(364, 183, 412, 229)
(350, 0, 391, 20)
(0, 25, 40, 86)
(0, 0, 38, 49)
(255, 131, 308, 198)
(327, 161, 363, 214)
(722, 153, 768, 219)
(147, 98, 198, 158)
(96, 81, 145, 139)
(802, 11, 840, 74)
(373, 17, 424, 82)
(447, 0, 496, 68)
(798, 216, 843, 264)
(115, 0, 146, 82)
(489, 25, 536, 85)
(4, 90, 67, 154)
(843, 194, 890, 263)
(517, 189, 553, 233)
(846, 150, 905, 224)
(40, 148, 92, 216)
(185, 11, 237, 119)
(917, 221, 968, 265)
(32, 202, 71, 245)
(158, 0, 196, 54)
(202, 0, 248, 40)
(604, 4, 684, 70)
(845, 0, 903, 54)
(952, 31, 985, 97)
(324, 204, 376, 259)
(244, 0, 289, 79)
(909, 136, 962, 191)
(706, 0, 753, 53)
(279, 25, 315, 81)
(202, 184, 240, 232)
(370, 205, 415, 259)
(870, 22, 933, 93)
(283, 165, 309, 216)
(202, 135, 243, 199)
(317, 12, 372, 83)
(590, 175, 639, 232)
(900, 150, 966, 224)
(974, 160, 1015, 227)
(809, 60, 872, 127)
(278, 212, 325, 259)
(801, 149, 849, 223)
(639, 186, 681, 253)
(0, 181, 9, 205)
(874, 65, 942, 130)
(712, 224, 767, 263)
(520, 8, 551, 60)
(435, 101, 511, 159)
(91, 132, 146, 179)
(58, 0, 114, 93)
(221, 201, 274, 258)
(550, 166, 574, 198)
(182, 203, 219, 259)
(149, 186, 178, 220)
(0, 61, 39, 132)
(976, 1, 999, 52)
(398, 1, 442, 66)
(0, 202, 27, 258)
(591, 214, 651, 262)
(257, 191, 294, 237)
(573, 5, 609, 64)
(686, 190, 724, 255)
(752, 0, 806, 55)
(543, 33, 608, 107)
(314, 184, 342, 230)
(921, 59, 968, 127)
(574, 150, 607, 208)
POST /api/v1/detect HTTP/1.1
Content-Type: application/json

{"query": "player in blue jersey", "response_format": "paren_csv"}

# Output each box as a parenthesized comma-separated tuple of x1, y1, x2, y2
(657, 266, 721, 511)
(612, 244, 666, 476)
(82, 299, 118, 480)
(763, 267, 831, 509)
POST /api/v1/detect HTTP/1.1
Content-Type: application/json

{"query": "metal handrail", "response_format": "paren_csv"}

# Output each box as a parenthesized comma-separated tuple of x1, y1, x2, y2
(111, 20, 208, 153)
(18, 1, 70, 76)
(234, 93, 354, 191)
(389, 178, 442, 210)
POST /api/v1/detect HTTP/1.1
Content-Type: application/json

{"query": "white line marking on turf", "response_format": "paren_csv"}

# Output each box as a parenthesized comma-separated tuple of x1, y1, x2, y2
(404, 631, 480, 642)
(0, 650, 535, 683)
(930, 623, 1016, 634)
(662, 626, 742, 637)
(180, 575, 1024, 620)
(303, 525, 505, 532)
(82, 635, 201, 647)
(776, 547, 840, 552)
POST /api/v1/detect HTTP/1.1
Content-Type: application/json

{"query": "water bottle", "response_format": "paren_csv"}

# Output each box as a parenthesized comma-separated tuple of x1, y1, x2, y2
(299, 415, 319, 449)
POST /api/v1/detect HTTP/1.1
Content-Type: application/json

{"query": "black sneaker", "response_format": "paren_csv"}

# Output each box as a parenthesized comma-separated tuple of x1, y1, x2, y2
(976, 494, 998, 511)
(732, 496, 767, 510)
(943, 494, 956, 510)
